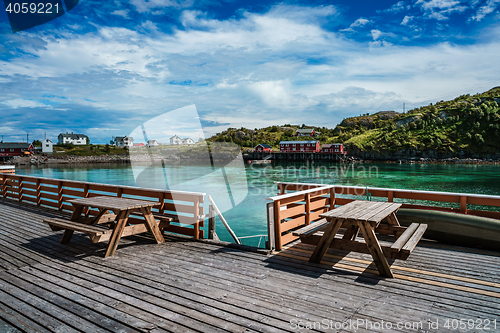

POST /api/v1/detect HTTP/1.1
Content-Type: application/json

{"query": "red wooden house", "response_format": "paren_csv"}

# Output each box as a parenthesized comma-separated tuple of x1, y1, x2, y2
(321, 144, 345, 154)
(295, 128, 316, 137)
(0, 142, 34, 157)
(255, 144, 272, 152)
(279, 141, 319, 153)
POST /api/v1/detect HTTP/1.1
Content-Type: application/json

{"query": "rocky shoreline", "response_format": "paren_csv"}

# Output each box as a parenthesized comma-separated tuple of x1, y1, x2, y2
(4, 153, 500, 166)
(344, 156, 500, 164)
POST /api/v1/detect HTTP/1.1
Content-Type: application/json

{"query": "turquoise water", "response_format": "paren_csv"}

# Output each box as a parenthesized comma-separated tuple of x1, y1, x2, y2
(15, 161, 500, 246)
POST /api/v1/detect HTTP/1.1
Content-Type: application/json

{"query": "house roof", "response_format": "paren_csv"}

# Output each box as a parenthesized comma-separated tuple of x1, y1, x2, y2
(43, 139, 53, 143)
(170, 135, 181, 139)
(255, 144, 272, 148)
(0, 142, 32, 149)
(59, 133, 87, 140)
(280, 141, 318, 144)
(296, 128, 314, 133)
(115, 136, 133, 141)
(322, 144, 342, 148)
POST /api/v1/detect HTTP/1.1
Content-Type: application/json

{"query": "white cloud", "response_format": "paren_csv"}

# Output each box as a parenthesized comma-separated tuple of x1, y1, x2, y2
(371, 29, 383, 40)
(111, 9, 130, 18)
(470, 0, 500, 21)
(385, 1, 411, 13)
(417, 0, 461, 10)
(416, 0, 469, 20)
(130, 0, 192, 13)
(2, 99, 47, 108)
(341, 18, 370, 32)
(401, 15, 413, 25)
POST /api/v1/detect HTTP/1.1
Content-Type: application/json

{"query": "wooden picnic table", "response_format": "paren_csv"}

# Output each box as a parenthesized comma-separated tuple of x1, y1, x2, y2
(301, 200, 427, 278)
(44, 196, 172, 258)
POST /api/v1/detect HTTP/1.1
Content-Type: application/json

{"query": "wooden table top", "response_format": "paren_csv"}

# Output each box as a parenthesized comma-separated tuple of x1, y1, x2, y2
(68, 196, 160, 211)
(320, 200, 402, 224)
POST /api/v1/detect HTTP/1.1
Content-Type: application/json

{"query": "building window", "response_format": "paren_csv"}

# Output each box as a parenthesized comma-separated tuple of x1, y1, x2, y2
(0, 149, 3, 152)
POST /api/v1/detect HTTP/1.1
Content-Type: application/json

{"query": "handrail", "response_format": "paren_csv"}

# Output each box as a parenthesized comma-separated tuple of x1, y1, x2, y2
(266, 185, 335, 201)
(207, 194, 241, 244)
(0, 173, 206, 197)
(275, 181, 500, 201)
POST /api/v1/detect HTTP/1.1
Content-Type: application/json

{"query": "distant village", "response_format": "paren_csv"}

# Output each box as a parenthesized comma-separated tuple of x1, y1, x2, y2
(0, 127, 346, 162)
(0, 132, 198, 160)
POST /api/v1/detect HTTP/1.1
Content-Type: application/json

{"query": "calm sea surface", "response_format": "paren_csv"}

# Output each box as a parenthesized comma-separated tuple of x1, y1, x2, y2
(15, 161, 500, 247)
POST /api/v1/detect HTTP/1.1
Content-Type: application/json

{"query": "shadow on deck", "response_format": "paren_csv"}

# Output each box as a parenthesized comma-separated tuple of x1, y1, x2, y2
(1, 197, 499, 333)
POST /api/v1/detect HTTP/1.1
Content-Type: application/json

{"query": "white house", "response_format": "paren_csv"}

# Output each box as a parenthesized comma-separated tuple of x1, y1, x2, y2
(58, 133, 87, 145)
(42, 139, 53, 153)
(115, 136, 134, 147)
(181, 138, 195, 145)
(170, 135, 182, 145)
(170, 135, 195, 145)
(147, 139, 159, 147)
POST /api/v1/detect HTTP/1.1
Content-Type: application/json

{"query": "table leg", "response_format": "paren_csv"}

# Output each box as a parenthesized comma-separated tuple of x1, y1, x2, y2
(386, 212, 400, 226)
(70, 204, 84, 221)
(309, 218, 343, 263)
(104, 210, 130, 258)
(358, 221, 394, 278)
(343, 226, 359, 241)
(61, 204, 85, 243)
(140, 207, 165, 244)
(89, 208, 109, 225)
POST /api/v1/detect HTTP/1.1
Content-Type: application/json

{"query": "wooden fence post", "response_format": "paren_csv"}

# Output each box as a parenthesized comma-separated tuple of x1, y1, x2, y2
(266, 202, 275, 251)
(388, 191, 394, 203)
(460, 196, 467, 214)
(329, 187, 335, 210)
(57, 181, 63, 210)
(18, 176, 23, 202)
(305, 193, 311, 226)
(273, 200, 282, 250)
(208, 204, 219, 241)
(36, 179, 41, 206)
(193, 198, 200, 240)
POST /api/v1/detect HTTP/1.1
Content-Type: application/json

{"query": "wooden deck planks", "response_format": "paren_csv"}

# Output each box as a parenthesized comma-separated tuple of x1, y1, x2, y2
(1, 198, 500, 333)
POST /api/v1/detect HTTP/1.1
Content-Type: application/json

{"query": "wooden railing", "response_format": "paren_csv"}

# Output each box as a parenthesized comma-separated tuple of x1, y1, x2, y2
(0, 173, 205, 239)
(267, 182, 500, 250)
(0, 166, 15, 174)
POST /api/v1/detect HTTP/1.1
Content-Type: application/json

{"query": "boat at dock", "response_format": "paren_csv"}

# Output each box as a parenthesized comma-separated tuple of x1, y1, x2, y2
(397, 208, 500, 252)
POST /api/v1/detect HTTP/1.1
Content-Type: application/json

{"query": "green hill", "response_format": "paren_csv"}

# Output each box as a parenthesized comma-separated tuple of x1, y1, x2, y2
(209, 87, 500, 158)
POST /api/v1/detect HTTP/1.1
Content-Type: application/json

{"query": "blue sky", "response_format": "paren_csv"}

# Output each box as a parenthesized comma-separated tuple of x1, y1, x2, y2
(1, 0, 500, 143)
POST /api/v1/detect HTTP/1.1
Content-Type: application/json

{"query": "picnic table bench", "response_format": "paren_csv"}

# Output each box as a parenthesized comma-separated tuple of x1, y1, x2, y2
(44, 196, 173, 257)
(293, 200, 427, 278)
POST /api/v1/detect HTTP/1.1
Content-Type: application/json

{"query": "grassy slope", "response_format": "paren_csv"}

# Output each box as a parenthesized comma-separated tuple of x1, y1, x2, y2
(208, 87, 500, 156)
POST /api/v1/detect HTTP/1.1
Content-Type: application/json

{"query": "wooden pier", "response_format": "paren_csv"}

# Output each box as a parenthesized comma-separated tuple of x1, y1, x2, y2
(1, 197, 500, 332)
(244, 152, 345, 162)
